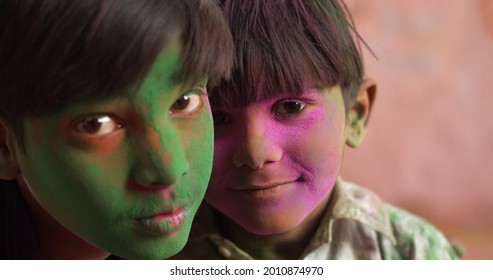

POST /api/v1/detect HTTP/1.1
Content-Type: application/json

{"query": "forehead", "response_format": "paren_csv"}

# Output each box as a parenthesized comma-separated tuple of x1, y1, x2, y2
(208, 62, 338, 107)
(134, 43, 183, 97)
(34, 49, 198, 123)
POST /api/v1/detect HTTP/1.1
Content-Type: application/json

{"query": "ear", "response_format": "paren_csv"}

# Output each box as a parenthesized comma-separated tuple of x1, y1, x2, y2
(346, 79, 377, 148)
(0, 119, 21, 180)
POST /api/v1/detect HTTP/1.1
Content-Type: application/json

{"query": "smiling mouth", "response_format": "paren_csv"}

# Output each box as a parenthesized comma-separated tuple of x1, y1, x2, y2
(234, 180, 299, 193)
(136, 207, 187, 236)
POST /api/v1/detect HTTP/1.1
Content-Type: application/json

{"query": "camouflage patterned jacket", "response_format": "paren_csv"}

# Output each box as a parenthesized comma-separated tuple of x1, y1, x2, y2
(173, 178, 462, 260)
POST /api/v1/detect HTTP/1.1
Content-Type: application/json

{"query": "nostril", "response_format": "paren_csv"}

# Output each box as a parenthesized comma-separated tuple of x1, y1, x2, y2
(142, 183, 175, 200)
(249, 162, 263, 170)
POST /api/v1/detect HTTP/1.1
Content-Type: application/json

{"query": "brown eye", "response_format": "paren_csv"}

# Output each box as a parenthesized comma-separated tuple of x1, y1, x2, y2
(172, 95, 191, 110)
(74, 115, 122, 137)
(273, 100, 307, 115)
(170, 91, 204, 116)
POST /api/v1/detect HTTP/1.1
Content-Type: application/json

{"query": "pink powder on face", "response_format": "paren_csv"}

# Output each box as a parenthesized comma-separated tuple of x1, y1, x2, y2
(206, 87, 348, 235)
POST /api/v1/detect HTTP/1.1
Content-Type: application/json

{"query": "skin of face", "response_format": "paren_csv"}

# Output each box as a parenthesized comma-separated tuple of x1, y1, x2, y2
(207, 86, 349, 236)
(5, 46, 214, 259)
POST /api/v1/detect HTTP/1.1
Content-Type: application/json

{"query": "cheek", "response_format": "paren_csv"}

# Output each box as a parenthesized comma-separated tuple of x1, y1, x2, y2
(29, 144, 127, 203)
(213, 123, 239, 157)
(25, 118, 128, 186)
(66, 132, 126, 156)
(212, 137, 231, 171)
(302, 124, 344, 167)
(287, 111, 346, 188)
(181, 113, 214, 193)
(209, 125, 239, 182)
(207, 127, 241, 192)
(21, 122, 131, 216)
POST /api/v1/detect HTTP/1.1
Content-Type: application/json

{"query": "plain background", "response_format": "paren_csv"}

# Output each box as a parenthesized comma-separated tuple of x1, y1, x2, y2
(341, 0, 493, 259)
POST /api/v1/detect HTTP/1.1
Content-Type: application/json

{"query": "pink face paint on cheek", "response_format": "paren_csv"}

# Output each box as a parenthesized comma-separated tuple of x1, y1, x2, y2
(285, 107, 326, 141)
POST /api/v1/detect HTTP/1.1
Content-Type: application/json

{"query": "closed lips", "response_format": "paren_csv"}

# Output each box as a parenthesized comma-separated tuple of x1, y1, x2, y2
(235, 180, 298, 191)
(135, 207, 188, 235)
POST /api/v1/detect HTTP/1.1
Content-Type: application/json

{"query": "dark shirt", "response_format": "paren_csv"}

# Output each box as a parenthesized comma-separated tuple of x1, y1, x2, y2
(0, 179, 41, 259)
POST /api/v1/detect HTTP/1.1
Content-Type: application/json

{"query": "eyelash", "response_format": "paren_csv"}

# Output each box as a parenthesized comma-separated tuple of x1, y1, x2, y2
(272, 99, 308, 117)
(212, 99, 310, 127)
(169, 88, 206, 117)
(72, 114, 124, 138)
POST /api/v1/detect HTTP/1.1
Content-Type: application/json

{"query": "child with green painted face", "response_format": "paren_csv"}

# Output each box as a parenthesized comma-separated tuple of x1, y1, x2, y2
(174, 0, 463, 260)
(0, 0, 233, 259)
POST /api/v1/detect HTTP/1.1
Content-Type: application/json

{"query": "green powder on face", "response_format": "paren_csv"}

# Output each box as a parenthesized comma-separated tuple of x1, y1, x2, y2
(15, 45, 214, 259)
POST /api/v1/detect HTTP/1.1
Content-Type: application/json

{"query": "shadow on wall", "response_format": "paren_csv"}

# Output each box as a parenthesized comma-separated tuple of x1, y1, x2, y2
(341, 0, 493, 259)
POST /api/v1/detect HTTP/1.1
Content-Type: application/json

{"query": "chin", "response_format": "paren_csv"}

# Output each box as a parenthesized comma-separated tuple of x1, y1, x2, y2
(112, 231, 190, 260)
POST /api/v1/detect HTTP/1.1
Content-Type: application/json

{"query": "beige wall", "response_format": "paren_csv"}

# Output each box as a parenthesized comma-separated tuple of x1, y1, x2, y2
(341, 0, 493, 259)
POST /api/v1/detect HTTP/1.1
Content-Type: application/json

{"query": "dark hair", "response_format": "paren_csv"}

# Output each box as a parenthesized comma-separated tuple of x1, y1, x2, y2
(0, 0, 233, 139)
(211, 0, 371, 112)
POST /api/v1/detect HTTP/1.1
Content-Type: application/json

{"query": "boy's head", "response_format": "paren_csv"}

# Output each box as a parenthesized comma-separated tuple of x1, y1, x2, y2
(0, 0, 232, 140)
(213, 0, 370, 111)
(0, 0, 233, 259)
(206, 0, 376, 236)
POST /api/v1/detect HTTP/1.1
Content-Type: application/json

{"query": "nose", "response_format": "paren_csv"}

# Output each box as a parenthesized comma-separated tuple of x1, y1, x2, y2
(131, 125, 189, 188)
(232, 112, 283, 169)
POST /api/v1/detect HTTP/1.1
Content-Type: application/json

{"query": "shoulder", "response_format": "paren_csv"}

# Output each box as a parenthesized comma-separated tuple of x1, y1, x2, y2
(336, 179, 462, 259)
(332, 179, 396, 243)
(380, 204, 462, 259)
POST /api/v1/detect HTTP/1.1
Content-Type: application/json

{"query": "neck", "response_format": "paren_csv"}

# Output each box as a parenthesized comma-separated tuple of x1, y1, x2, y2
(17, 176, 110, 260)
(215, 195, 330, 260)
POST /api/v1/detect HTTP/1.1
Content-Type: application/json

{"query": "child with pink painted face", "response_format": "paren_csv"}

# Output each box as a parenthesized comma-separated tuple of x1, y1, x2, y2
(0, 0, 233, 259)
(174, 0, 463, 260)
